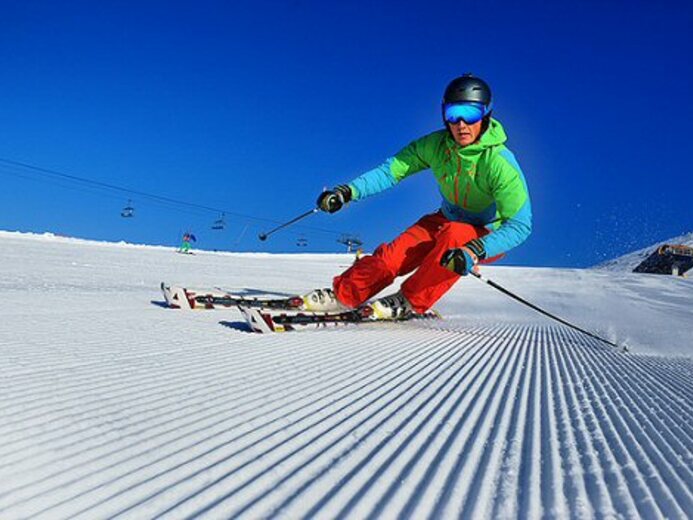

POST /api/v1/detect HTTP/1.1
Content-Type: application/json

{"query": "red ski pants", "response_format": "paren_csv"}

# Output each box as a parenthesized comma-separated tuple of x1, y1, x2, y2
(333, 212, 499, 313)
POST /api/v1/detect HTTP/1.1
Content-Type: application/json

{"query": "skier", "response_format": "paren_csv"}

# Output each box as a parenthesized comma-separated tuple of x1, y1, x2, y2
(179, 232, 196, 254)
(303, 73, 532, 319)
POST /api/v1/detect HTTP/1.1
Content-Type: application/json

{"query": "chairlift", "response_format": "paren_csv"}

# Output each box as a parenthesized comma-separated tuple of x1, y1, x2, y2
(121, 200, 135, 218)
(296, 236, 308, 247)
(337, 234, 363, 253)
(212, 213, 226, 230)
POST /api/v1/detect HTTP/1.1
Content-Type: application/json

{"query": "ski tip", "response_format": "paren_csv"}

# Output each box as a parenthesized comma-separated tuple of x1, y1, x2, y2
(238, 305, 276, 333)
(160, 284, 193, 310)
(160, 282, 174, 308)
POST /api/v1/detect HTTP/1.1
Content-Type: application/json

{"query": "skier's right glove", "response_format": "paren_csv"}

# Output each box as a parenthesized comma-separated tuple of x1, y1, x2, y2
(317, 185, 352, 213)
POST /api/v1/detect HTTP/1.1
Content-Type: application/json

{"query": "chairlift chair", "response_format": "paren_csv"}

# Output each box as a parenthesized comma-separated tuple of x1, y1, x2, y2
(212, 213, 226, 230)
(121, 200, 135, 218)
(296, 236, 308, 247)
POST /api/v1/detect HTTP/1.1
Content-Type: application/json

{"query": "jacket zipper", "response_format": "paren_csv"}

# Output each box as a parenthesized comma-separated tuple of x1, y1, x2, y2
(463, 182, 471, 209)
(453, 155, 462, 205)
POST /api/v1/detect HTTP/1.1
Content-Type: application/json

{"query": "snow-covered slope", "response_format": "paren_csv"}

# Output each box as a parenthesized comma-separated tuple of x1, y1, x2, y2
(0, 230, 691, 519)
(594, 231, 693, 272)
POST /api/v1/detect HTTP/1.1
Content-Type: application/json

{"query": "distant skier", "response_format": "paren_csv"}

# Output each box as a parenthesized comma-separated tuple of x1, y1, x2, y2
(179, 232, 196, 254)
(303, 73, 533, 319)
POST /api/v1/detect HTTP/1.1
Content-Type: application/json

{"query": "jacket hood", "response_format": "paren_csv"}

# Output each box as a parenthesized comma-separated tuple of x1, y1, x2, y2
(445, 118, 507, 153)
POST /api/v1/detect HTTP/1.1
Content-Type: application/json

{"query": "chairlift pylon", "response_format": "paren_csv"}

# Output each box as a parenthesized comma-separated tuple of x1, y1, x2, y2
(121, 199, 135, 218)
(337, 234, 363, 253)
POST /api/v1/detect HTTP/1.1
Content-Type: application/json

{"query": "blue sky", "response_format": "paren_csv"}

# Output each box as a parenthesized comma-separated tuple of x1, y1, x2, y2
(1, 0, 691, 267)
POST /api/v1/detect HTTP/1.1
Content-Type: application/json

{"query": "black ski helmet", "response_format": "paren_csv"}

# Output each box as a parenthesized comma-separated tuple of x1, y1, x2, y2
(443, 73, 492, 107)
(442, 73, 493, 136)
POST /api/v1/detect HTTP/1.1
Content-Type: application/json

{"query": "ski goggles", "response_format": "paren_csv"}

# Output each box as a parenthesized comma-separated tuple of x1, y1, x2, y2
(443, 102, 489, 125)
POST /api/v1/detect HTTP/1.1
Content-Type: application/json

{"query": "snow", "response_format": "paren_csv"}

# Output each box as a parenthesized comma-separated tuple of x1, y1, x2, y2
(0, 230, 691, 519)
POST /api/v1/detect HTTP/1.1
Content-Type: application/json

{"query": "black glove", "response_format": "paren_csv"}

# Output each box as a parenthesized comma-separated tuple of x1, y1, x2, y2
(317, 185, 352, 213)
(440, 239, 487, 276)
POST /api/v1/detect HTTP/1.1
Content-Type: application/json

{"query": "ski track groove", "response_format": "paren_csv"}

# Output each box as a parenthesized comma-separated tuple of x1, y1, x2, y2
(0, 337, 361, 468)
(555, 329, 666, 519)
(593, 350, 693, 453)
(602, 351, 693, 464)
(30, 329, 457, 519)
(276, 327, 501, 520)
(400, 327, 514, 519)
(550, 328, 594, 519)
(575, 327, 693, 478)
(1, 322, 691, 519)
(540, 327, 572, 519)
(0, 339, 263, 425)
(462, 328, 534, 519)
(517, 326, 544, 519)
(554, 329, 619, 517)
(565, 330, 693, 518)
(613, 351, 693, 420)
(147, 331, 472, 519)
(210, 331, 487, 519)
(0, 332, 417, 467)
(489, 327, 534, 519)
(627, 354, 693, 400)
(0, 340, 277, 447)
(2, 330, 439, 514)
(0, 329, 322, 412)
(436, 325, 528, 519)
(544, 327, 589, 520)
(562, 327, 692, 518)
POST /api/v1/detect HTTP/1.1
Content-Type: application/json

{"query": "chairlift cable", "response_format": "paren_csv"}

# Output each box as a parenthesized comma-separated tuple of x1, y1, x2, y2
(0, 157, 353, 238)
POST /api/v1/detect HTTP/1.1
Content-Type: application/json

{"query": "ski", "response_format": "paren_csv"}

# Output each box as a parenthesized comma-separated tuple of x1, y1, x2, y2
(160, 282, 303, 310)
(239, 305, 441, 333)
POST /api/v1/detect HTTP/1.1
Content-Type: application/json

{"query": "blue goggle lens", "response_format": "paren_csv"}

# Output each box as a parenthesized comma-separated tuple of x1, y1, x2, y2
(444, 102, 487, 124)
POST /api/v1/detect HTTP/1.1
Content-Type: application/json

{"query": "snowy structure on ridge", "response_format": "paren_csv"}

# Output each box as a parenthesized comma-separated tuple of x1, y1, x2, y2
(633, 244, 693, 276)
(594, 231, 693, 274)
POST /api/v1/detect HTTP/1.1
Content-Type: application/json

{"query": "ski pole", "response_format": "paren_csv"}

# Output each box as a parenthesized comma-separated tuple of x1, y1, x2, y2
(471, 271, 628, 352)
(258, 208, 319, 241)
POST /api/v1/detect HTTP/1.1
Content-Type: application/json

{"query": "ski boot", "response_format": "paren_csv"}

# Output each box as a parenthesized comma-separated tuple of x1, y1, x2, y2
(301, 288, 350, 312)
(363, 291, 414, 320)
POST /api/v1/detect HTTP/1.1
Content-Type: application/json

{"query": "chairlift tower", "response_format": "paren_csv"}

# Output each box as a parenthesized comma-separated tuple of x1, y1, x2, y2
(337, 234, 363, 253)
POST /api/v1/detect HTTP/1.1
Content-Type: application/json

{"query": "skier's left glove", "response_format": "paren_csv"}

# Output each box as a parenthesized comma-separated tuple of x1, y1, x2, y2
(317, 185, 352, 213)
(440, 239, 487, 276)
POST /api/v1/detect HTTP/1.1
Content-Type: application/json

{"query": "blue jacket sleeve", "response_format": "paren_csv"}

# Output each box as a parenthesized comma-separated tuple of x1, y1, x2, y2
(348, 158, 399, 201)
(482, 201, 532, 258)
(480, 149, 533, 258)
(347, 134, 435, 200)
